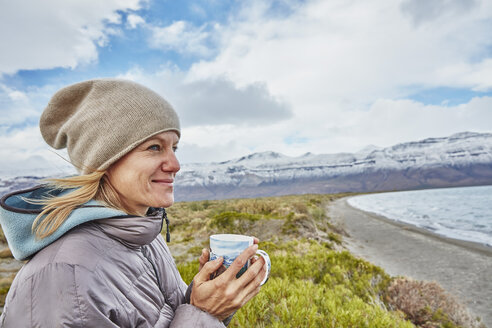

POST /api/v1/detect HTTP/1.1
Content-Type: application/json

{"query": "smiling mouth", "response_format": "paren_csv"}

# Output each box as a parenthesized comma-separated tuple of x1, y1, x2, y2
(152, 179, 174, 185)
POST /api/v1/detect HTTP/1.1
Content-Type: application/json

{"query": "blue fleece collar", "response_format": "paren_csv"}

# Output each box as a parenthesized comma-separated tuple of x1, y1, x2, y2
(0, 185, 133, 260)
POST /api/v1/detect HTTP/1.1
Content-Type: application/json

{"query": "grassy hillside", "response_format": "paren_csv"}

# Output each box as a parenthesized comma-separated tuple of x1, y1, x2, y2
(167, 194, 484, 328)
(0, 193, 484, 327)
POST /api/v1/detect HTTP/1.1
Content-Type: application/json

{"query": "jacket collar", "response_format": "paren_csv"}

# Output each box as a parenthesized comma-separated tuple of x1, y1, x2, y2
(0, 185, 166, 260)
(94, 210, 164, 249)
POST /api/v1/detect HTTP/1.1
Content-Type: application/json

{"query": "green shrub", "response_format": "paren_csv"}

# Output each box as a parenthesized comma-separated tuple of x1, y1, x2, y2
(233, 278, 413, 328)
(209, 211, 265, 234)
(281, 212, 300, 234)
(178, 260, 199, 285)
(178, 239, 412, 327)
(328, 232, 342, 244)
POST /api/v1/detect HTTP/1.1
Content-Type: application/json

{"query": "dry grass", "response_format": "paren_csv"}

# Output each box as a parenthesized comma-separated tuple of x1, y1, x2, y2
(0, 229, 6, 244)
(386, 278, 485, 328)
(0, 248, 12, 259)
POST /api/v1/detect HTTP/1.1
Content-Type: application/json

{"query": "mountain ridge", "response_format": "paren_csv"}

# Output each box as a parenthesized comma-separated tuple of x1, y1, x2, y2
(174, 131, 492, 200)
(1, 131, 492, 201)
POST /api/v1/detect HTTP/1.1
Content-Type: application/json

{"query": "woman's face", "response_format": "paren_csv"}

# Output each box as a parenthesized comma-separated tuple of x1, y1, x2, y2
(106, 131, 180, 215)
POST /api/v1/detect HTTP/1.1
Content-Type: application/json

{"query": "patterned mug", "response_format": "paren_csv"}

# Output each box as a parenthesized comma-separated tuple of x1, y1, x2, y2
(209, 234, 271, 285)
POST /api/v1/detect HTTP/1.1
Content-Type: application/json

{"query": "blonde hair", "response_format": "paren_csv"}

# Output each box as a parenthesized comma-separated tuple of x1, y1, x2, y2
(30, 171, 140, 239)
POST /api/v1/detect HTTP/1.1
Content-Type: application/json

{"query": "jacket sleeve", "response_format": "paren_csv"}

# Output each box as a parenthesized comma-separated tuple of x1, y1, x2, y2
(2, 263, 127, 328)
(169, 304, 226, 328)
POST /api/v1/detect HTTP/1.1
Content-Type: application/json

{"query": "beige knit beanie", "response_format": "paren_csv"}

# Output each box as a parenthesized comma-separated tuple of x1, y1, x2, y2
(40, 78, 180, 174)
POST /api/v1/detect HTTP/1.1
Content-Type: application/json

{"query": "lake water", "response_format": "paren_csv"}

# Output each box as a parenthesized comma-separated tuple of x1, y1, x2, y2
(347, 185, 492, 247)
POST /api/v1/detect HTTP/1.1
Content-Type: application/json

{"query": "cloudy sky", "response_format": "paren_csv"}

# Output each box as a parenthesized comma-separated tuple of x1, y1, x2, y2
(1, 0, 491, 175)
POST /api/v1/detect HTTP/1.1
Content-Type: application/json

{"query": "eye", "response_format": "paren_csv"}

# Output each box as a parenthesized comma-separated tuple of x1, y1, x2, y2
(173, 146, 178, 153)
(147, 144, 161, 151)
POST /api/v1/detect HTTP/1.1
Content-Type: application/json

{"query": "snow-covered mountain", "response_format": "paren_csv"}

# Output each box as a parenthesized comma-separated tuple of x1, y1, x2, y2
(173, 132, 492, 200)
(2, 132, 492, 201)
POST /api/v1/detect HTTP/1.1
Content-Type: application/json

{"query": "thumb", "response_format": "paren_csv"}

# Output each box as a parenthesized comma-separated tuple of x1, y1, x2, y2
(194, 257, 223, 284)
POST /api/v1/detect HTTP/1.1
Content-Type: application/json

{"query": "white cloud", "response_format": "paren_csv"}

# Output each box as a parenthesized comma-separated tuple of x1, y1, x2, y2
(0, 82, 61, 129)
(0, 126, 75, 176)
(118, 67, 292, 127)
(0, 0, 144, 74)
(149, 21, 212, 56)
(440, 58, 492, 92)
(0, 84, 39, 127)
(126, 14, 145, 29)
(168, 78, 292, 126)
(400, 0, 478, 26)
(188, 0, 492, 101)
(0, 82, 76, 175)
(341, 96, 492, 150)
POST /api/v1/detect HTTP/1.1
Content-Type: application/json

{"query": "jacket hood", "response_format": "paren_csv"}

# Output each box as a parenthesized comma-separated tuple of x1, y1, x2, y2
(0, 185, 164, 260)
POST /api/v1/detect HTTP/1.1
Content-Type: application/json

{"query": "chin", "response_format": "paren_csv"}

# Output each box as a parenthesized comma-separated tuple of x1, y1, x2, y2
(157, 196, 175, 208)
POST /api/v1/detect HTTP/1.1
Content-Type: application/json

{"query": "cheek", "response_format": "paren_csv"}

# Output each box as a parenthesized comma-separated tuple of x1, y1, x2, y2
(108, 157, 157, 194)
(109, 167, 140, 194)
(131, 171, 151, 192)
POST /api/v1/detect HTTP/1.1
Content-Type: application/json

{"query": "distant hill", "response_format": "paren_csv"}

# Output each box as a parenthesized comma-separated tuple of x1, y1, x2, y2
(173, 131, 492, 201)
(2, 132, 492, 201)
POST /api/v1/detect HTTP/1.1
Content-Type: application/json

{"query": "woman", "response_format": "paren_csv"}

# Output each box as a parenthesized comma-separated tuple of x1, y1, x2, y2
(0, 79, 266, 327)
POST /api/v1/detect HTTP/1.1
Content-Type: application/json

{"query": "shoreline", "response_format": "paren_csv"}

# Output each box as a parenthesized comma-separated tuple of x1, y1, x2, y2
(328, 197, 492, 328)
(346, 200, 492, 257)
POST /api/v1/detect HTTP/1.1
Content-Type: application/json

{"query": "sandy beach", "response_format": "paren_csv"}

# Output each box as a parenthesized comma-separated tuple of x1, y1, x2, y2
(328, 197, 492, 328)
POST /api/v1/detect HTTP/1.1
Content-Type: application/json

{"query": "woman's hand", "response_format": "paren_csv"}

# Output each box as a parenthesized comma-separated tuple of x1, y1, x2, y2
(191, 242, 266, 321)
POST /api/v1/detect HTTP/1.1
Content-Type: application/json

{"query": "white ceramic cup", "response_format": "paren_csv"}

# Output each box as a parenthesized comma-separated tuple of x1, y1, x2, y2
(209, 234, 271, 285)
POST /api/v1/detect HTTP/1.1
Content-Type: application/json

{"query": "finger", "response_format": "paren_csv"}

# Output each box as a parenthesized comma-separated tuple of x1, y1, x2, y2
(198, 248, 209, 271)
(221, 244, 258, 281)
(235, 262, 266, 306)
(194, 257, 223, 284)
(250, 255, 259, 264)
(236, 255, 265, 288)
(253, 237, 259, 244)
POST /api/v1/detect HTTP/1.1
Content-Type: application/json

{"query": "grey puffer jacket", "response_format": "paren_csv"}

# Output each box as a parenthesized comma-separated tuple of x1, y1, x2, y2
(0, 186, 226, 327)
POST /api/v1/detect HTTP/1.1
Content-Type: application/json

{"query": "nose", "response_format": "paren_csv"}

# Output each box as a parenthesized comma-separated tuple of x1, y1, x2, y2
(162, 150, 180, 174)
